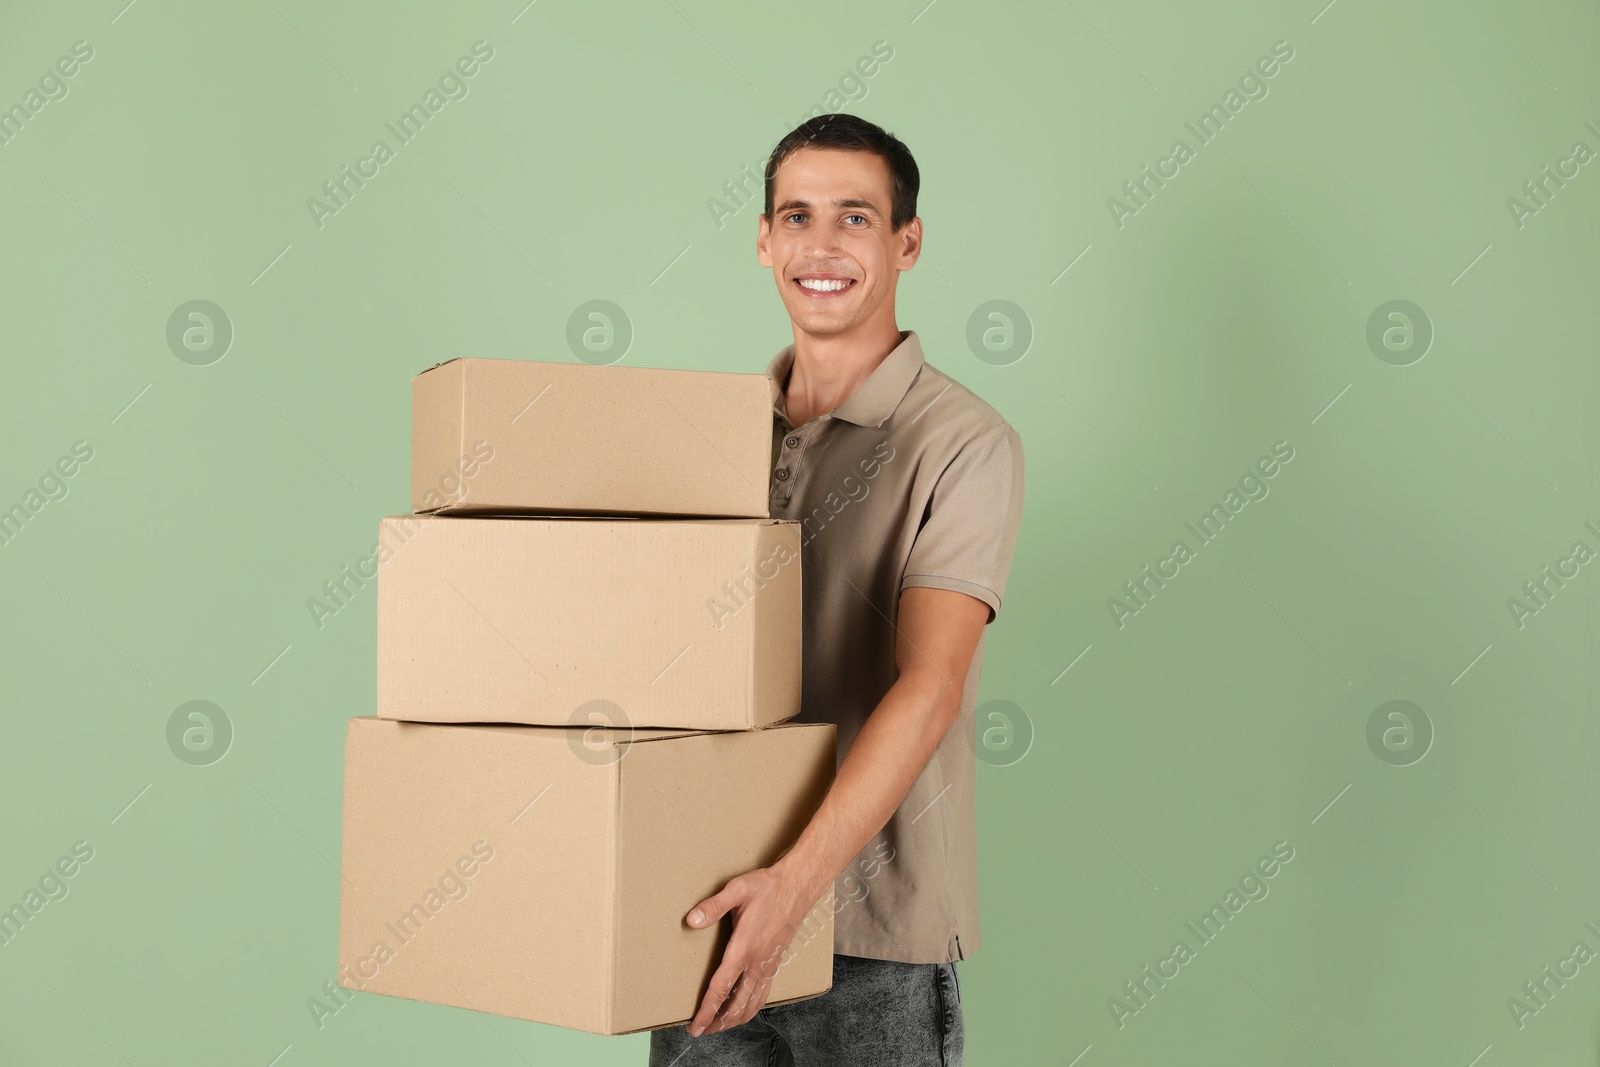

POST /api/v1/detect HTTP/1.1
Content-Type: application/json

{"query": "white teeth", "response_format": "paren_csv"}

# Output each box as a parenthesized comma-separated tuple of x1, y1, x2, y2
(798, 278, 851, 292)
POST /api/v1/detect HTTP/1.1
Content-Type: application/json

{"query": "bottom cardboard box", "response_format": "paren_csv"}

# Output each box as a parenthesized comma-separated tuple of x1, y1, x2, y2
(337, 716, 837, 1035)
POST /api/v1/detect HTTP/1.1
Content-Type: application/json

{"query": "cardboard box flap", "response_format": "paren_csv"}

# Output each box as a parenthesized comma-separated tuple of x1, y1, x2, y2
(404, 515, 791, 527)
(750, 715, 806, 730)
(616, 727, 721, 747)
(617, 720, 807, 743)
(380, 721, 714, 747)
(454, 355, 774, 380)
(415, 356, 776, 388)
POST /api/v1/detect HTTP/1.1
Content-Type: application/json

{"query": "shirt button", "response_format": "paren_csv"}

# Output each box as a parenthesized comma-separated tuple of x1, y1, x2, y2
(785, 435, 800, 449)
(775, 468, 790, 481)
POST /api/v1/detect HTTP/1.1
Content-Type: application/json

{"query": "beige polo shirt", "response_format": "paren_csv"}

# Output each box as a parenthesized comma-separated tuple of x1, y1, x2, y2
(766, 329, 1025, 965)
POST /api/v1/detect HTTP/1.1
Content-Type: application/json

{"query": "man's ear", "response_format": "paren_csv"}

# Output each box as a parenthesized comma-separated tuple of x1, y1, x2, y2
(757, 214, 772, 268)
(896, 216, 922, 270)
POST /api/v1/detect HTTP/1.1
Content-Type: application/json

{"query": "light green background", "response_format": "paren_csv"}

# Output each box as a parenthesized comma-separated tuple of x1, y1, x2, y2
(2, 0, 1597, 1063)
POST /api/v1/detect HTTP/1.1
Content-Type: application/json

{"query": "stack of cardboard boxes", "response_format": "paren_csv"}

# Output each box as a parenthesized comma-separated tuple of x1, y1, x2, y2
(338, 357, 837, 1036)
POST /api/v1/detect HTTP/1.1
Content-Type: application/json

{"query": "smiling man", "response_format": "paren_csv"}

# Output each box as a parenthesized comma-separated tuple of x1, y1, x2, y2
(649, 114, 1025, 1067)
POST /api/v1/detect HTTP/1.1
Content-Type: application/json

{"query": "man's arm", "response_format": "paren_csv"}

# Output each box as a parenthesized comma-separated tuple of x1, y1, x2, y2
(681, 584, 991, 1038)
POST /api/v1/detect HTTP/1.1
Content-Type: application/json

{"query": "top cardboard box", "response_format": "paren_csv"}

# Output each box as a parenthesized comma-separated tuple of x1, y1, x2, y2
(413, 357, 777, 518)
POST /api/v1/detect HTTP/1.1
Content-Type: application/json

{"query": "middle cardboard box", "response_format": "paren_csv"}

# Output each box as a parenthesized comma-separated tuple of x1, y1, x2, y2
(376, 513, 802, 730)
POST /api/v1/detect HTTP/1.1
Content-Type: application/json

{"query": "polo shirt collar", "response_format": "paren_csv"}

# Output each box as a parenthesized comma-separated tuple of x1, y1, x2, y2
(765, 330, 926, 428)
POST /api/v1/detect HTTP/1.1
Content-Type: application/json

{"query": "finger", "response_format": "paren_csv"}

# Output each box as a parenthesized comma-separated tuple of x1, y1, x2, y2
(731, 976, 773, 1031)
(703, 936, 781, 1034)
(688, 960, 745, 1037)
(707, 969, 763, 1035)
(702, 973, 742, 1035)
(687, 876, 748, 929)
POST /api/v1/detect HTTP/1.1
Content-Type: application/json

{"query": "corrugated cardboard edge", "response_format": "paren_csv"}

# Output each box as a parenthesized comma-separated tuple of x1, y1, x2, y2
(610, 989, 831, 1036)
(430, 504, 766, 519)
(617, 721, 809, 742)
(395, 514, 789, 527)
(420, 355, 776, 382)
(335, 717, 359, 990)
(604, 742, 622, 1033)
(416, 356, 778, 393)
(411, 360, 467, 515)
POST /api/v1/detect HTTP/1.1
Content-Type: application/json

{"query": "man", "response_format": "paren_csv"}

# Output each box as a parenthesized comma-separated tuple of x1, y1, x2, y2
(649, 114, 1025, 1066)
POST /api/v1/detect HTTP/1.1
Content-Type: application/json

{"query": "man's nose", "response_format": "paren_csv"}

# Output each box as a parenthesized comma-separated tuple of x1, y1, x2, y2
(804, 222, 845, 258)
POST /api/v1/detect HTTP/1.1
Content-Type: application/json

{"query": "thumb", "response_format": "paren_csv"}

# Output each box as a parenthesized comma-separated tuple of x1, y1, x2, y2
(687, 876, 749, 929)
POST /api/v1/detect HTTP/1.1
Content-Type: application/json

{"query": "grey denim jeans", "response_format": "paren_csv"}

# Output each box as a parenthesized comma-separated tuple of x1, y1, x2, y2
(648, 952, 963, 1066)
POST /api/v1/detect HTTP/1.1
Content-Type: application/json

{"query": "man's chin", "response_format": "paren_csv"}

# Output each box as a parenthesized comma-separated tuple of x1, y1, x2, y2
(785, 305, 861, 336)
(791, 318, 857, 341)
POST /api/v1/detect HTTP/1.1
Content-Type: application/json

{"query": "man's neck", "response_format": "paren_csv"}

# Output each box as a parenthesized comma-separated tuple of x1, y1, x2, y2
(785, 323, 906, 427)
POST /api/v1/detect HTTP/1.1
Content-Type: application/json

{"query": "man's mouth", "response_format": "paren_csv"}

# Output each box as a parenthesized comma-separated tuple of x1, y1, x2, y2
(794, 276, 857, 299)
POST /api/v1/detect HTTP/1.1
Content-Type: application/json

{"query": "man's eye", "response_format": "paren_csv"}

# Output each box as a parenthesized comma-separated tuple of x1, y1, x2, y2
(846, 215, 867, 225)
(786, 213, 806, 224)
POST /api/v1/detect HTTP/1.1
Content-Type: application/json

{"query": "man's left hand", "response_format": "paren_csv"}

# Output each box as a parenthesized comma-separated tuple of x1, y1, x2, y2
(683, 861, 819, 1037)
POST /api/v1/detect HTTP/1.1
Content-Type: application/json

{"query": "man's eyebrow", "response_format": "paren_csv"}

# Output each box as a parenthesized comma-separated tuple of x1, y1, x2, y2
(773, 197, 882, 216)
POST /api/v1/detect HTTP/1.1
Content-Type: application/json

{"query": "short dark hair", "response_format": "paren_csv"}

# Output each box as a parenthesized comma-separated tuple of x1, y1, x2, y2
(763, 114, 920, 232)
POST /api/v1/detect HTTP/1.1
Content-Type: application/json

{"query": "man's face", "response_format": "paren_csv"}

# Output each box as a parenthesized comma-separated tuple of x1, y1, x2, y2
(757, 147, 920, 340)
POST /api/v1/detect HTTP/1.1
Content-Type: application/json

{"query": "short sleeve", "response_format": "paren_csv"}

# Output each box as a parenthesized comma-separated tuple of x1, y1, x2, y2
(899, 422, 1025, 624)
